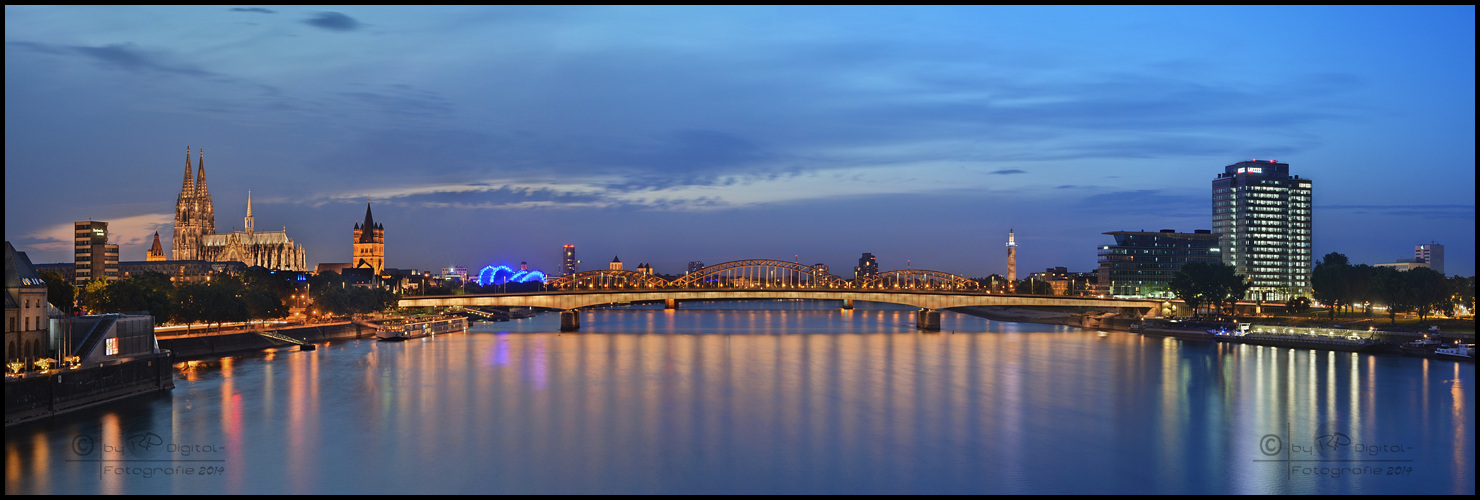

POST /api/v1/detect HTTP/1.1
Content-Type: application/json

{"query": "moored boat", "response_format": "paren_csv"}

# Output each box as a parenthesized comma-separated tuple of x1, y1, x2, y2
(377, 315, 469, 341)
(1434, 343, 1475, 362)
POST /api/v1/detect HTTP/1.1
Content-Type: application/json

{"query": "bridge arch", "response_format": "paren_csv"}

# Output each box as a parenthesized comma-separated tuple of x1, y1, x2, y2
(858, 269, 982, 291)
(670, 259, 850, 289)
(547, 270, 671, 290)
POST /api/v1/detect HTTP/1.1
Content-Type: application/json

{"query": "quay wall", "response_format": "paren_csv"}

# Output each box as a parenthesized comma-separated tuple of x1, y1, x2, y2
(5, 353, 175, 428)
(158, 322, 370, 360)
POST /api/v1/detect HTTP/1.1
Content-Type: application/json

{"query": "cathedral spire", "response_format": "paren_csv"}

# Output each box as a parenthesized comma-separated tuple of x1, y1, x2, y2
(194, 148, 216, 235)
(195, 148, 208, 196)
(245, 191, 255, 233)
(359, 203, 376, 243)
(182, 146, 194, 194)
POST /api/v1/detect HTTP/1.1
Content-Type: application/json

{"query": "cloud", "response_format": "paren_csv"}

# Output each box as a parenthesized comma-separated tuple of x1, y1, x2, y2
(7, 41, 216, 78)
(229, 7, 275, 14)
(1317, 204, 1474, 219)
(304, 12, 360, 31)
(990, 169, 1026, 175)
(21, 213, 174, 259)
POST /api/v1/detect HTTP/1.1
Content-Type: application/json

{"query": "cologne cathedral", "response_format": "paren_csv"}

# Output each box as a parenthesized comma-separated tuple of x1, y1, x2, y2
(172, 147, 307, 271)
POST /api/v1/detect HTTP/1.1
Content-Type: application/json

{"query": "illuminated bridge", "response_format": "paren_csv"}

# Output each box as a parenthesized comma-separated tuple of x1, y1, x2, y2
(400, 259, 1164, 331)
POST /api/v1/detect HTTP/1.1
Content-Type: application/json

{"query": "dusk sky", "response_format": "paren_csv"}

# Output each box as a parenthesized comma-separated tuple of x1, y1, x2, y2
(5, 6, 1475, 278)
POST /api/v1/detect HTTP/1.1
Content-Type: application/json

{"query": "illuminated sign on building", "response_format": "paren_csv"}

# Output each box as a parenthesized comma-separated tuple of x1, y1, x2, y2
(1237, 167, 1263, 174)
(105, 337, 118, 356)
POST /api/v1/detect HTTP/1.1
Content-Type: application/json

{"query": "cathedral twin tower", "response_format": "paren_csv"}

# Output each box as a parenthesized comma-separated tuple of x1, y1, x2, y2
(171, 146, 307, 271)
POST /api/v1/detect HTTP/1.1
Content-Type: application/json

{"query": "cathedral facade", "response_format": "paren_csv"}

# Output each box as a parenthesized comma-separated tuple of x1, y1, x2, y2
(172, 148, 307, 271)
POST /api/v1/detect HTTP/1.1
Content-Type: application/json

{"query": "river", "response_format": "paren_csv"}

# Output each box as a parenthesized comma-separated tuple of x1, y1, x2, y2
(4, 300, 1474, 494)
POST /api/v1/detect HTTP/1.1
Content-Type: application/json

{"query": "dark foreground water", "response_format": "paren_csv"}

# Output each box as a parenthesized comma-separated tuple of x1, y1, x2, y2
(5, 301, 1474, 494)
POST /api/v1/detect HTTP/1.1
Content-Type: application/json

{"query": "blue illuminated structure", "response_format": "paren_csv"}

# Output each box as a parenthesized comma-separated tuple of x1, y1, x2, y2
(475, 265, 547, 286)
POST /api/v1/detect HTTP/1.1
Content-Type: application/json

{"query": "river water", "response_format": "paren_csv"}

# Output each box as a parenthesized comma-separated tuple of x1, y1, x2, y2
(5, 300, 1474, 494)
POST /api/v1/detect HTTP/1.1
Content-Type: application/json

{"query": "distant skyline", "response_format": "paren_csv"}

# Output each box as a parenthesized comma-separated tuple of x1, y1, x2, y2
(5, 6, 1475, 278)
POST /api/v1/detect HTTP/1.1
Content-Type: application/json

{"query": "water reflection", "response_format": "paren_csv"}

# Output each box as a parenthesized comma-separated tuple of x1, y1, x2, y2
(3, 302, 1474, 494)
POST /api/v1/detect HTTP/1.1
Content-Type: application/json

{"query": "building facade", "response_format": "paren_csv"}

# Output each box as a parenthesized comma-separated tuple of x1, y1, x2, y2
(1212, 160, 1312, 300)
(6, 241, 52, 364)
(1415, 243, 1444, 275)
(353, 204, 385, 274)
(199, 192, 308, 271)
(74, 220, 119, 284)
(1096, 230, 1220, 298)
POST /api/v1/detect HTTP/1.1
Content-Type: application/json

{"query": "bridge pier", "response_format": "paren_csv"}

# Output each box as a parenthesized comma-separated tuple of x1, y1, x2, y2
(560, 309, 580, 332)
(842, 299, 853, 310)
(916, 309, 941, 332)
(665, 299, 679, 309)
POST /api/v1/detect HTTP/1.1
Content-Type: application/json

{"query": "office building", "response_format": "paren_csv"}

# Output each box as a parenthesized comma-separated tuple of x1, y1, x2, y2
(562, 245, 577, 277)
(1096, 230, 1220, 298)
(1415, 243, 1444, 275)
(74, 221, 119, 284)
(687, 261, 705, 275)
(854, 253, 878, 281)
(1212, 160, 1312, 301)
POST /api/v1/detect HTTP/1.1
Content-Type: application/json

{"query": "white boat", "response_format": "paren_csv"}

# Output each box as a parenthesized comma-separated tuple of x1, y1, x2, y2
(377, 316, 468, 341)
(1434, 343, 1474, 361)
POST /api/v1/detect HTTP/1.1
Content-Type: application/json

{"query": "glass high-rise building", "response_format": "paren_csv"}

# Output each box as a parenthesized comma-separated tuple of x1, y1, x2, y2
(1096, 230, 1220, 298)
(561, 244, 577, 277)
(1212, 160, 1312, 301)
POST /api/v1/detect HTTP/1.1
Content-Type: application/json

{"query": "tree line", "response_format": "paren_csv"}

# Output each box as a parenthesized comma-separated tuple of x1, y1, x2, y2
(1311, 252, 1474, 323)
(40, 268, 398, 332)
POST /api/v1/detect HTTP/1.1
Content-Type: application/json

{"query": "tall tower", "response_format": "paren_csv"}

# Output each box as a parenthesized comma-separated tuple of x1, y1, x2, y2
(353, 203, 385, 274)
(562, 244, 577, 276)
(1006, 229, 1017, 282)
(173, 146, 197, 260)
(1212, 160, 1312, 301)
(244, 191, 254, 233)
(146, 231, 167, 261)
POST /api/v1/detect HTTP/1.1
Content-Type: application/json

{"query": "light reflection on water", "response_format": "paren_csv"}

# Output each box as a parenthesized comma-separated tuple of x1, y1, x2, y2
(4, 300, 1474, 494)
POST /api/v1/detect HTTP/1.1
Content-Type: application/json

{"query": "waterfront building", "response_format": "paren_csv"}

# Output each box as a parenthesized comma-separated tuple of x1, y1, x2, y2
(1416, 242, 1444, 275)
(352, 203, 385, 274)
(58, 313, 157, 364)
(687, 261, 705, 275)
(199, 192, 308, 271)
(811, 263, 830, 284)
(1212, 160, 1312, 301)
(73, 220, 119, 285)
(854, 253, 878, 281)
(442, 266, 468, 284)
(610, 256, 623, 271)
(1006, 229, 1017, 282)
(1096, 229, 1220, 298)
(563, 245, 577, 276)
(6, 241, 51, 363)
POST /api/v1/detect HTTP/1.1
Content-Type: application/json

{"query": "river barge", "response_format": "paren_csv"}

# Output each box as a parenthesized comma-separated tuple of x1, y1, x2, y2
(376, 315, 468, 341)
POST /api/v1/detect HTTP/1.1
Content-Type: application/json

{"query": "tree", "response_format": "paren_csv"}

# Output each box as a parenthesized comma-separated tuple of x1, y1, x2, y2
(1407, 267, 1449, 323)
(40, 272, 76, 314)
(1014, 279, 1053, 295)
(77, 278, 111, 314)
(1169, 261, 1248, 319)
(1311, 252, 1350, 320)
(1447, 275, 1475, 316)
(1373, 267, 1413, 324)
(1285, 296, 1312, 314)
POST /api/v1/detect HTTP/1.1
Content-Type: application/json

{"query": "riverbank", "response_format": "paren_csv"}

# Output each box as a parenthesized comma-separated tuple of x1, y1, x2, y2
(4, 352, 175, 427)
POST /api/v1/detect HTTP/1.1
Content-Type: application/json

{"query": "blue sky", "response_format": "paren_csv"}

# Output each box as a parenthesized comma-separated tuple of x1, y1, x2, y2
(5, 6, 1475, 278)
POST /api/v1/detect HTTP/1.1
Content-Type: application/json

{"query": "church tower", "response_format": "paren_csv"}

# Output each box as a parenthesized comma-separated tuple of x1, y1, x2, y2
(173, 146, 198, 260)
(147, 231, 167, 261)
(195, 148, 216, 236)
(352, 203, 385, 274)
(244, 191, 254, 233)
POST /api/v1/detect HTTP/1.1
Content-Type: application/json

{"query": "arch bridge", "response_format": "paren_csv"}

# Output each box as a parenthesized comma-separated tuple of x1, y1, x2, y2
(405, 259, 1163, 332)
